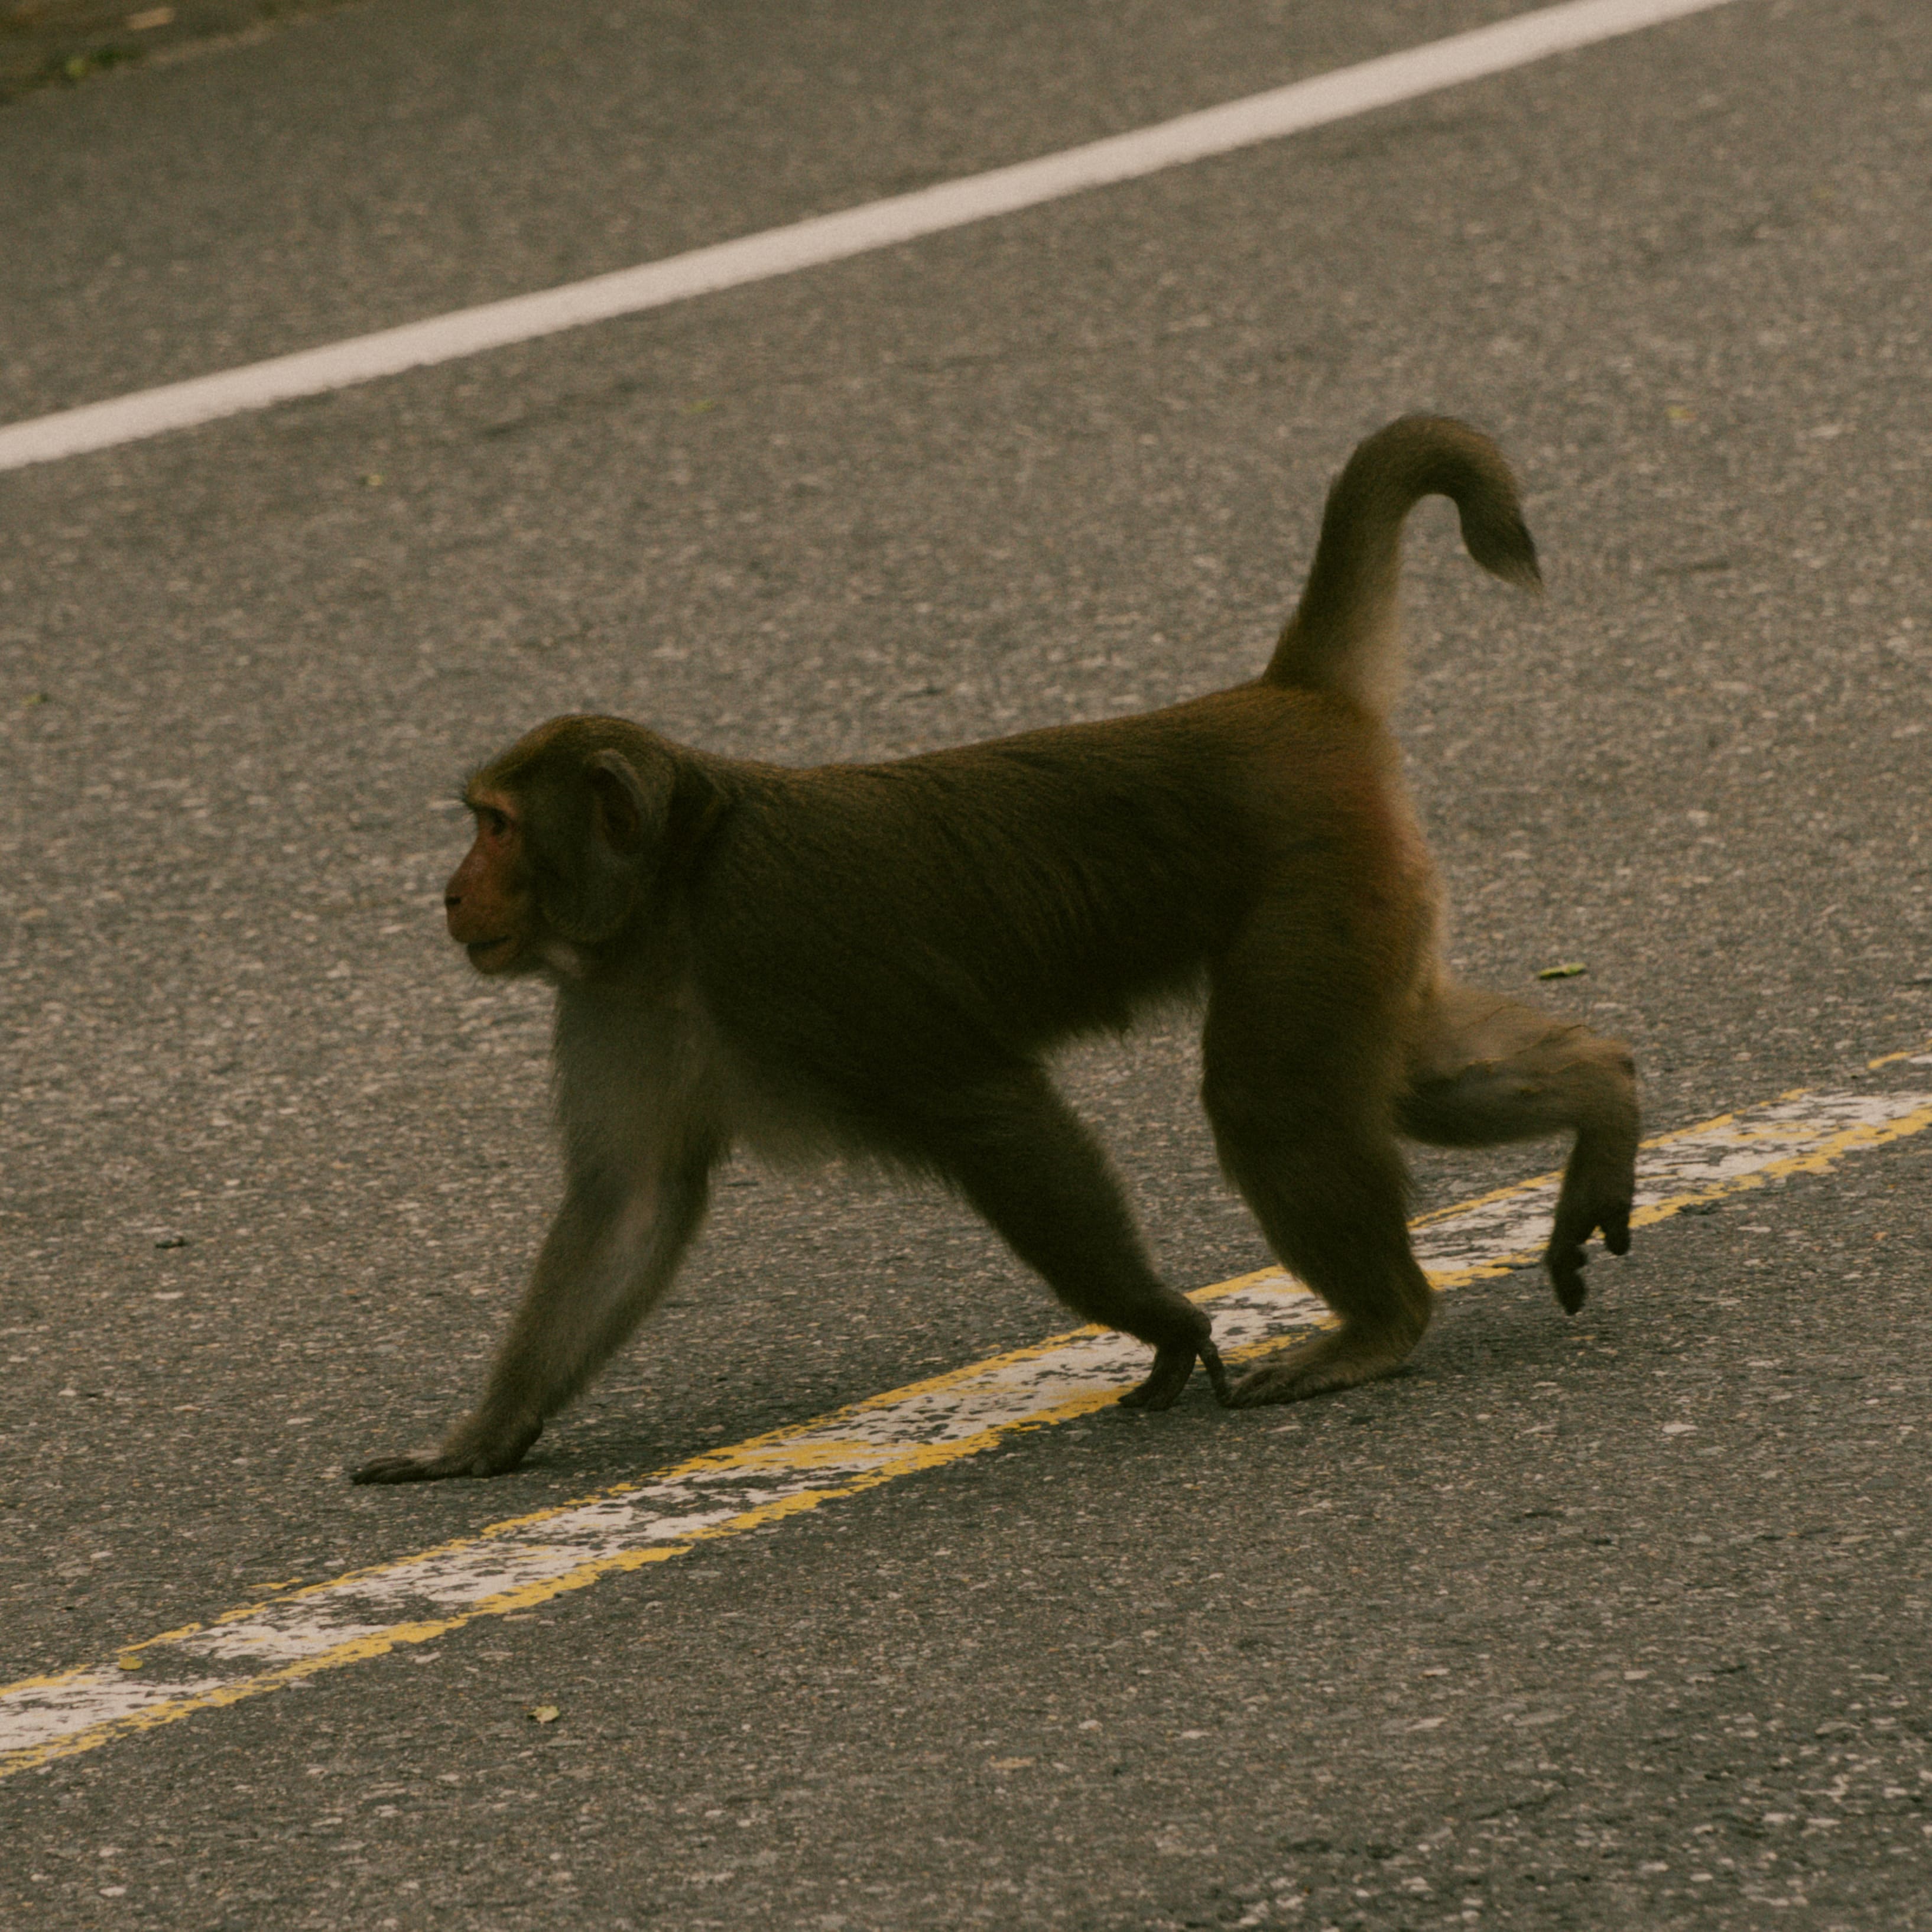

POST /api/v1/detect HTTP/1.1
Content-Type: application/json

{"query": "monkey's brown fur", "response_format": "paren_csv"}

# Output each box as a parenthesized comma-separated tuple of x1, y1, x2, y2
(353, 417, 1637, 1483)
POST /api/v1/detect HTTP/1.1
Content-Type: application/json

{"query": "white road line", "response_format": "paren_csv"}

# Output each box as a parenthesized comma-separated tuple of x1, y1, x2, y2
(2, 1074, 1925, 1778)
(0, 0, 1745, 474)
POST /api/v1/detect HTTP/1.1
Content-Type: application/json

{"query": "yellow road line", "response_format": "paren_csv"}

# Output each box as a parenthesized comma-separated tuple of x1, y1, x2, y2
(4, 1069, 1929, 1779)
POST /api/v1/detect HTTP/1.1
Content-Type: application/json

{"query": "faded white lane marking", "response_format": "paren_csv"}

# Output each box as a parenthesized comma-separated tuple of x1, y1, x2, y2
(0, 0, 1743, 473)
(4, 1077, 1927, 1777)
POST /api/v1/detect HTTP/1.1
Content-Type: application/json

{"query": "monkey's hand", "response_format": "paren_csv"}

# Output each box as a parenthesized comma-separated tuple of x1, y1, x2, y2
(1118, 1338, 1234, 1411)
(1544, 1183, 1632, 1314)
(1541, 1046, 1639, 1313)
(350, 1415, 543, 1483)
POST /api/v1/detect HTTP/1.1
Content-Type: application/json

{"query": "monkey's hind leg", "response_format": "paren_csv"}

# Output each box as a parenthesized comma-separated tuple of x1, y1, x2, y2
(1397, 981, 1638, 1312)
(1201, 978, 1433, 1408)
(901, 1066, 1231, 1411)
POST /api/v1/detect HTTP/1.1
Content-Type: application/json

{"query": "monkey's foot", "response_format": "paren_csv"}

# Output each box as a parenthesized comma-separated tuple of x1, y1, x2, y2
(1544, 1190, 1632, 1314)
(1118, 1339, 1233, 1412)
(351, 1417, 543, 1483)
(1225, 1329, 1413, 1408)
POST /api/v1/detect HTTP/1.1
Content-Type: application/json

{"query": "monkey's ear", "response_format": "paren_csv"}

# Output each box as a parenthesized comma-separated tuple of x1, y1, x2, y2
(587, 749, 659, 856)
(535, 749, 673, 946)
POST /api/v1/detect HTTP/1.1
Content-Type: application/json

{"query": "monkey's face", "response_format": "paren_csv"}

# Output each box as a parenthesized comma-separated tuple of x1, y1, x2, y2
(444, 729, 683, 980)
(445, 792, 543, 976)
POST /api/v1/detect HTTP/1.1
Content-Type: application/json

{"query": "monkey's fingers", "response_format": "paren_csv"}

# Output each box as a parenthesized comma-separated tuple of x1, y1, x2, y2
(1118, 1339, 1235, 1411)
(351, 1417, 543, 1483)
(1225, 1327, 1413, 1407)
(1543, 1193, 1632, 1315)
(349, 1450, 528, 1483)
(1117, 1342, 1203, 1411)
(1199, 1338, 1235, 1408)
(1601, 1199, 1632, 1256)
(350, 1452, 467, 1485)
(1544, 1243, 1591, 1316)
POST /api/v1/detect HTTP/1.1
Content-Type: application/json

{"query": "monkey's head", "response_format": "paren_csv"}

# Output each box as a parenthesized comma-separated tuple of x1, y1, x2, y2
(444, 716, 689, 978)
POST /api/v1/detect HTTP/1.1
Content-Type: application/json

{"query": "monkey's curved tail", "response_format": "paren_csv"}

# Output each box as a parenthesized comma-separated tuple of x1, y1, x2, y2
(1262, 415, 1541, 719)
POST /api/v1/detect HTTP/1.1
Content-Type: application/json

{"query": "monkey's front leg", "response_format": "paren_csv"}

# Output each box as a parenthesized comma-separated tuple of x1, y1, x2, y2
(352, 1158, 714, 1483)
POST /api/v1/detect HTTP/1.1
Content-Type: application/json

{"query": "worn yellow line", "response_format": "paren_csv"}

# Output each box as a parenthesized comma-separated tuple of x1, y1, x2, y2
(2, 1400, 1132, 1775)
(6, 1060, 1931, 1780)
(1868, 1038, 1932, 1071)
(196, 1040, 1932, 1561)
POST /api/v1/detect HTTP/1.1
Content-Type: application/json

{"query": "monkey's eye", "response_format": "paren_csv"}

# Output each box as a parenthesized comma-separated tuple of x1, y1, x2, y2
(473, 806, 512, 839)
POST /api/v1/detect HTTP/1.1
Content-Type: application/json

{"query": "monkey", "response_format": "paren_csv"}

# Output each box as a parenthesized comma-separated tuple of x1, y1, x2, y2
(352, 415, 1637, 1483)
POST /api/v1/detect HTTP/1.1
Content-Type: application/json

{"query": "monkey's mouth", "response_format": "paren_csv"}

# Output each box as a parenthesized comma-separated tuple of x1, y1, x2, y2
(465, 936, 517, 966)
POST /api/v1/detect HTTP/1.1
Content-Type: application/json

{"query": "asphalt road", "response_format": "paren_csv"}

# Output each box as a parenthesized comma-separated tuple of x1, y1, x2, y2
(2, 0, 1930, 1926)
(0, 1, 368, 107)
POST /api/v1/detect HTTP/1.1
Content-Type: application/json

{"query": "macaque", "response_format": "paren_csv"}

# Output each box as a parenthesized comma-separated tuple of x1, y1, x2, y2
(352, 416, 1636, 1483)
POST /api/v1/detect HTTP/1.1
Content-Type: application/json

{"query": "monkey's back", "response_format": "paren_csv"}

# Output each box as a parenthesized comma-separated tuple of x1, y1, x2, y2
(686, 685, 1400, 1101)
